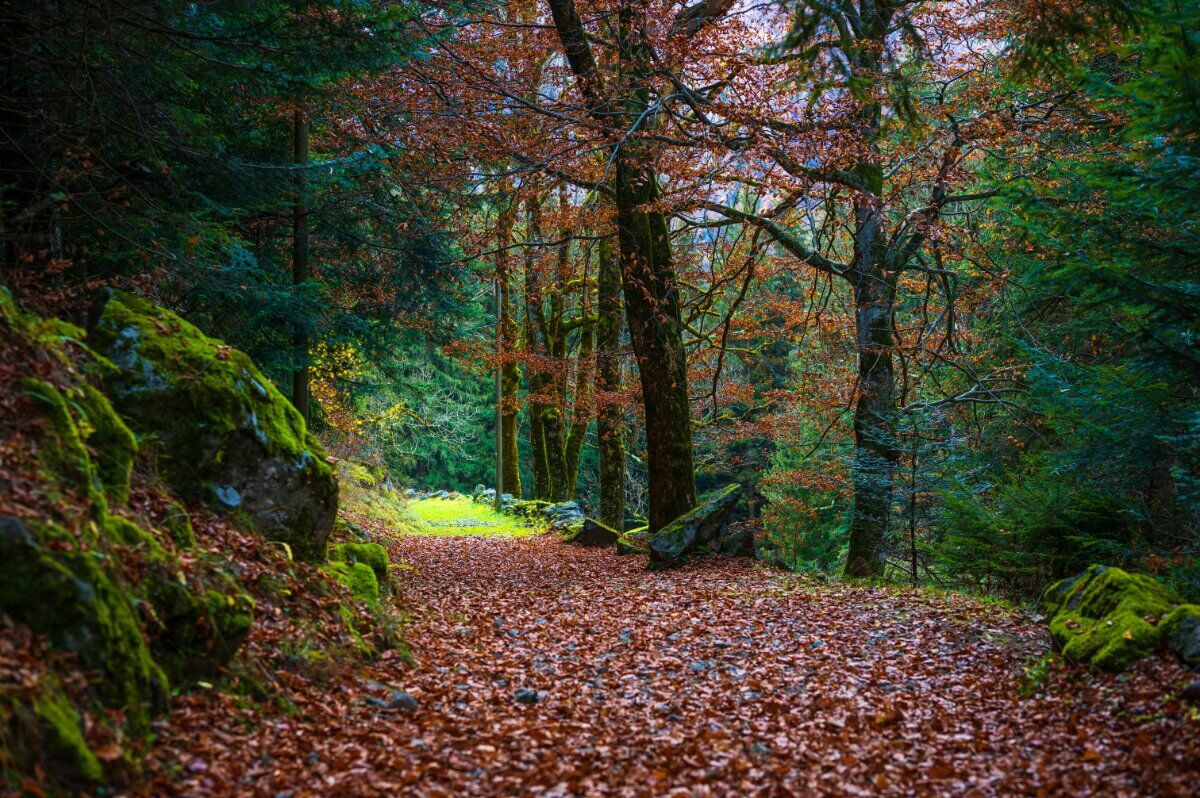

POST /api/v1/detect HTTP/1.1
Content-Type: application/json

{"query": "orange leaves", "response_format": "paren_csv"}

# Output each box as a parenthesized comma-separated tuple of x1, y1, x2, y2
(134, 534, 1200, 796)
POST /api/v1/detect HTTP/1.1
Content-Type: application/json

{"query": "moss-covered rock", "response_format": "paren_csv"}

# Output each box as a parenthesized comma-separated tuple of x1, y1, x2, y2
(331, 542, 389, 583)
(89, 291, 337, 561)
(1042, 564, 1200, 671)
(616, 526, 650, 556)
(648, 484, 742, 569)
(72, 383, 137, 504)
(328, 560, 380, 603)
(559, 517, 620, 547)
(0, 516, 166, 736)
(161, 499, 196, 548)
(1166, 604, 1200, 668)
(101, 511, 254, 685)
(29, 682, 104, 785)
(21, 378, 100, 506)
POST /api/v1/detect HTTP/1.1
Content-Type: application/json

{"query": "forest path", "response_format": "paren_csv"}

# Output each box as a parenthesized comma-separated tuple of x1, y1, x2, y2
(156, 535, 1199, 796)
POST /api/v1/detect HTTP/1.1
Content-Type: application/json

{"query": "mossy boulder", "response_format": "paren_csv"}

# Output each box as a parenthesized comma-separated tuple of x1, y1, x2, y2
(1166, 605, 1200, 668)
(560, 517, 621, 547)
(21, 378, 102, 507)
(72, 383, 137, 505)
(161, 499, 196, 548)
(9, 678, 105, 787)
(88, 291, 336, 561)
(648, 484, 742, 569)
(329, 560, 380, 603)
(0, 516, 166, 736)
(331, 542, 389, 583)
(1042, 564, 1200, 671)
(119, 525, 254, 685)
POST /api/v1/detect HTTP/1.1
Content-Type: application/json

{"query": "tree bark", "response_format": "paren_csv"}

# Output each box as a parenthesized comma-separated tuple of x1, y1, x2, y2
(291, 103, 311, 422)
(844, 261, 898, 578)
(596, 226, 626, 529)
(523, 195, 552, 500)
(613, 148, 696, 530)
(496, 195, 523, 498)
(563, 287, 595, 499)
(842, 2, 898, 578)
(544, 0, 699, 532)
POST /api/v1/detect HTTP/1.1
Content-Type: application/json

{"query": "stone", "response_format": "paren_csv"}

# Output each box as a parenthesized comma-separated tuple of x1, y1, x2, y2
(712, 525, 755, 557)
(648, 484, 742, 568)
(1042, 564, 1200, 671)
(560, 517, 620, 547)
(0, 516, 166, 736)
(616, 526, 650, 556)
(513, 687, 542, 705)
(89, 291, 336, 561)
(330, 541, 389, 583)
(1167, 607, 1200, 667)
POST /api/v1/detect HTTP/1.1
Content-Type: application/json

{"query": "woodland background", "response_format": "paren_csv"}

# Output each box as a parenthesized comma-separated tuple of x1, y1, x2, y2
(2, 0, 1197, 598)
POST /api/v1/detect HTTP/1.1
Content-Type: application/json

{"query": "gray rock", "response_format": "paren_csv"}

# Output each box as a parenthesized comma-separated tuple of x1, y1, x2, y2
(88, 291, 336, 561)
(648, 484, 742, 568)
(1169, 612, 1200, 667)
(513, 687, 542, 705)
(560, 517, 620, 547)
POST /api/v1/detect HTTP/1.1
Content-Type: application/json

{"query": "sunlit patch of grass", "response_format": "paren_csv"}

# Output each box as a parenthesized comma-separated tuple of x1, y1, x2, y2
(407, 496, 541, 537)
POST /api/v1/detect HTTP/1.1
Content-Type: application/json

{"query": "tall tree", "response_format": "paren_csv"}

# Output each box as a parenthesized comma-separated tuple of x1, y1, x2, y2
(596, 219, 626, 529)
(541, 0, 743, 530)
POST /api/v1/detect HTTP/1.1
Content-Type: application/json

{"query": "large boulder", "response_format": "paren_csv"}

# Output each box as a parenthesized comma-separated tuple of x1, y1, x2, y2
(89, 291, 336, 561)
(0, 515, 167, 737)
(1042, 564, 1200, 671)
(648, 484, 742, 568)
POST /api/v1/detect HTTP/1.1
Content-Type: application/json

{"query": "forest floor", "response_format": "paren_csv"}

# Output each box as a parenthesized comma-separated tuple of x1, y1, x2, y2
(146, 512, 1200, 797)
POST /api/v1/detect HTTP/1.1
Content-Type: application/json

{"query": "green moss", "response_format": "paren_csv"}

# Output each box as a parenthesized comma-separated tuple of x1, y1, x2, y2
(1043, 564, 1188, 671)
(328, 561, 380, 603)
(21, 378, 97, 503)
(71, 384, 137, 504)
(112, 524, 254, 686)
(330, 542, 389, 583)
(341, 461, 383, 488)
(89, 291, 323, 467)
(89, 291, 336, 561)
(648, 484, 742, 568)
(0, 517, 165, 736)
(1, 287, 87, 370)
(162, 500, 196, 548)
(31, 685, 104, 784)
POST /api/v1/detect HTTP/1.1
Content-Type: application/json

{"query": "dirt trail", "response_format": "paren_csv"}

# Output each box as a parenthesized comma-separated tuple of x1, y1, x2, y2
(153, 535, 1200, 796)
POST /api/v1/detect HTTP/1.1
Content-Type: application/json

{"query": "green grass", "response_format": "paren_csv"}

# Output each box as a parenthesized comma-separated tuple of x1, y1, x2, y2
(407, 496, 541, 538)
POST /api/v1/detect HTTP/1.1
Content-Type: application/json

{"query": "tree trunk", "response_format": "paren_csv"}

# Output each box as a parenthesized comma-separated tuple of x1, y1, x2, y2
(612, 2, 695, 532)
(544, 0, 699, 531)
(843, 6, 897, 578)
(497, 196, 522, 498)
(291, 103, 311, 421)
(844, 240, 898, 577)
(523, 195, 552, 500)
(614, 152, 696, 531)
(596, 226, 626, 529)
(563, 291, 595, 499)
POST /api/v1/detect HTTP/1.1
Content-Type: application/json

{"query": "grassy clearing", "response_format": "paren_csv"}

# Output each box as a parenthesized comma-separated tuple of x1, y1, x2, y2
(338, 462, 430, 536)
(408, 496, 541, 538)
